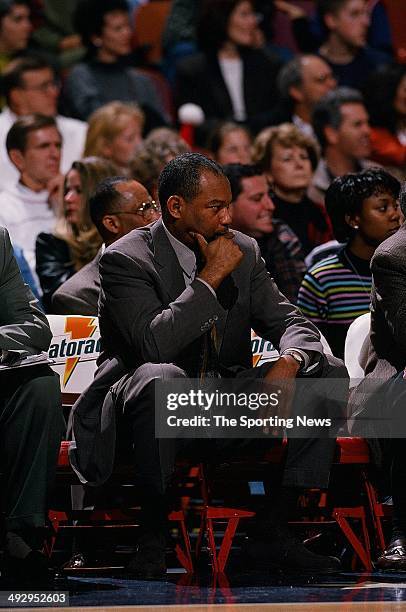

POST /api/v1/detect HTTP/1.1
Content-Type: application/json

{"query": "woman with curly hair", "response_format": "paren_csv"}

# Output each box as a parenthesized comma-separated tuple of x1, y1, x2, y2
(298, 168, 401, 357)
(253, 122, 332, 254)
(35, 156, 116, 311)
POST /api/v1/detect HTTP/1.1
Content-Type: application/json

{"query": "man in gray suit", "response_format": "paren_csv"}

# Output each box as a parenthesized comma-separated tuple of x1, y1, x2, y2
(0, 227, 63, 583)
(70, 155, 347, 578)
(52, 178, 161, 315)
(350, 183, 406, 571)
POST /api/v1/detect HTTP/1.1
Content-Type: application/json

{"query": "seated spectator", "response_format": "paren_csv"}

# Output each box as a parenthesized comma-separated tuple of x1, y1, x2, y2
(0, 226, 63, 583)
(224, 163, 305, 303)
(64, 0, 167, 130)
(298, 168, 401, 359)
(52, 177, 161, 315)
(84, 101, 144, 176)
(288, 0, 391, 88)
(363, 64, 406, 173)
(253, 123, 332, 255)
(0, 114, 61, 277)
(0, 0, 30, 74)
(261, 54, 337, 140)
(0, 56, 87, 191)
(309, 87, 375, 204)
(30, 0, 85, 69)
(131, 128, 190, 201)
(207, 121, 252, 165)
(315, 0, 389, 89)
(175, 0, 281, 136)
(35, 157, 116, 312)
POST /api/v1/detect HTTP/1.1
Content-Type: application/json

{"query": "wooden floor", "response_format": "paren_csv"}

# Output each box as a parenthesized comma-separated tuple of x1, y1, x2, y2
(22, 604, 406, 612)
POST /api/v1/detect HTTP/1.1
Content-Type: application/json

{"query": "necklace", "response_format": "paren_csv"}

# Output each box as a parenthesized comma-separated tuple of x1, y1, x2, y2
(342, 249, 371, 294)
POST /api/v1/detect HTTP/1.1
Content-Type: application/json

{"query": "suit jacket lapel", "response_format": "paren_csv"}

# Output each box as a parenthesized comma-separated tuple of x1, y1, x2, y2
(150, 219, 186, 301)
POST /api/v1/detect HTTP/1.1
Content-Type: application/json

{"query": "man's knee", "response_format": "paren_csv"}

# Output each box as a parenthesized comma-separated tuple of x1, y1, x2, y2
(132, 362, 187, 383)
(321, 354, 349, 379)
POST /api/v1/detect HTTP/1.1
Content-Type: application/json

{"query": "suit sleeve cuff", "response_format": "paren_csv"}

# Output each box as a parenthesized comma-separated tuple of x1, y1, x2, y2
(281, 348, 321, 374)
(195, 277, 217, 298)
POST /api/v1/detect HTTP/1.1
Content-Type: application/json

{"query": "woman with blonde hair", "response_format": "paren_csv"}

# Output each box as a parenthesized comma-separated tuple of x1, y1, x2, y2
(84, 101, 145, 174)
(253, 123, 332, 255)
(36, 156, 116, 311)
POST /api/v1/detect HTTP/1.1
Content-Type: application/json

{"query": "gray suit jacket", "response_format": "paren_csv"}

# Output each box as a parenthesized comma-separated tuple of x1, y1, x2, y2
(349, 224, 406, 436)
(0, 226, 51, 359)
(69, 219, 326, 484)
(52, 249, 101, 316)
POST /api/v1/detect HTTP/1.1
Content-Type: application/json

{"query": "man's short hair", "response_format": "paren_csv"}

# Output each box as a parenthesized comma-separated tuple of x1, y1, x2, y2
(325, 168, 401, 242)
(277, 56, 304, 100)
(317, 0, 350, 21)
(222, 163, 264, 202)
(74, 0, 129, 51)
(89, 176, 128, 239)
(312, 87, 365, 151)
(6, 114, 58, 153)
(1, 56, 53, 105)
(158, 152, 226, 218)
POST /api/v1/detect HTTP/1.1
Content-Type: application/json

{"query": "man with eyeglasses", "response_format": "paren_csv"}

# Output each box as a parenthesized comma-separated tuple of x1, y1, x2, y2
(52, 177, 161, 315)
(0, 56, 86, 191)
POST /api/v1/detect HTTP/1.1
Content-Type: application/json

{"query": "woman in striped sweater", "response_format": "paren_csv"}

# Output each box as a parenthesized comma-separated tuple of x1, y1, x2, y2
(298, 169, 401, 358)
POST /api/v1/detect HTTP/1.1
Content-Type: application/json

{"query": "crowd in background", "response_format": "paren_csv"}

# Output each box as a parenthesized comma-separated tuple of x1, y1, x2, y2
(2, 0, 406, 582)
(0, 0, 403, 360)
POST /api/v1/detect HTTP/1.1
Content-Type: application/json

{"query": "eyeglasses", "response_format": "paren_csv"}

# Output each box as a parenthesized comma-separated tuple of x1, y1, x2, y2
(112, 200, 161, 219)
(21, 79, 60, 93)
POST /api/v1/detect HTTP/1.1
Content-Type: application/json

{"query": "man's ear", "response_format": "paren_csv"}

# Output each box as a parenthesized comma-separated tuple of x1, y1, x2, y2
(102, 214, 120, 235)
(289, 85, 304, 104)
(323, 12, 338, 33)
(166, 195, 183, 219)
(8, 148, 25, 173)
(324, 125, 339, 146)
(8, 88, 24, 113)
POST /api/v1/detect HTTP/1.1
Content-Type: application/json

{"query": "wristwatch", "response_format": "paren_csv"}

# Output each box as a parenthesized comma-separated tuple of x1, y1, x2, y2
(282, 349, 305, 370)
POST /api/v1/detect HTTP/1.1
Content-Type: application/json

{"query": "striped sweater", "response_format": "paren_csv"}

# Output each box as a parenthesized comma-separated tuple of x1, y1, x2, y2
(297, 247, 372, 358)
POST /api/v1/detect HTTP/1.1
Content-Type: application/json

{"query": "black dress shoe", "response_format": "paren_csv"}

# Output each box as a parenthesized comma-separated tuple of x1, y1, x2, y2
(62, 553, 87, 570)
(127, 532, 166, 580)
(243, 534, 341, 575)
(376, 537, 406, 571)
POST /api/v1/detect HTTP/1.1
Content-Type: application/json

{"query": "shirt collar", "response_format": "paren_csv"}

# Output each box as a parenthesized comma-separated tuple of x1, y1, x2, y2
(162, 221, 196, 279)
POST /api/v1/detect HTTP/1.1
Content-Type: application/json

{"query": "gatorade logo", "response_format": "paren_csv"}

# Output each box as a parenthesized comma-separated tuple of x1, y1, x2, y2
(48, 316, 100, 386)
(251, 331, 278, 367)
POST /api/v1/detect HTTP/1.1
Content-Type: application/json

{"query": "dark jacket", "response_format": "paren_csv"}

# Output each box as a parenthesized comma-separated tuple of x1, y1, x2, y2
(35, 233, 75, 313)
(175, 48, 281, 132)
(52, 249, 101, 316)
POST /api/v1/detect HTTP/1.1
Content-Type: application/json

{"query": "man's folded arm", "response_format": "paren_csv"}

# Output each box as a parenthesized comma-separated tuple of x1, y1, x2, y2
(100, 250, 225, 363)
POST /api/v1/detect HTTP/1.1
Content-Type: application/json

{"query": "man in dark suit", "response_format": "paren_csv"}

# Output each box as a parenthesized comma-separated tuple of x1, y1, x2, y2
(350, 183, 406, 571)
(70, 155, 347, 578)
(52, 178, 161, 315)
(0, 227, 63, 583)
